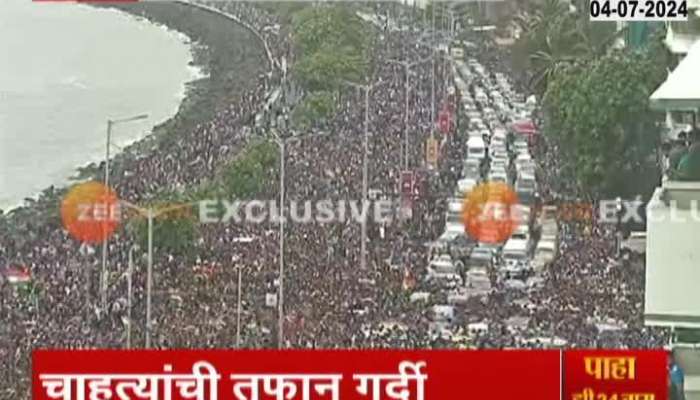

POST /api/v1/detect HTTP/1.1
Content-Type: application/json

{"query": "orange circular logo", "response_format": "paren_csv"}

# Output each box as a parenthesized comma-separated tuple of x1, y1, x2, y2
(462, 181, 521, 243)
(61, 182, 120, 243)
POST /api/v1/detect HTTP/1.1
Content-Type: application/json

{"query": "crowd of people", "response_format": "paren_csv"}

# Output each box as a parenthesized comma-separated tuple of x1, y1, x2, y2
(0, 3, 668, 398)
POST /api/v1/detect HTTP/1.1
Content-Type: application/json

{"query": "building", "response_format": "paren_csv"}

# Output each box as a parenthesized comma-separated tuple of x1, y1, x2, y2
(647, 39, 700, 400)
(664, 0, 700, 56)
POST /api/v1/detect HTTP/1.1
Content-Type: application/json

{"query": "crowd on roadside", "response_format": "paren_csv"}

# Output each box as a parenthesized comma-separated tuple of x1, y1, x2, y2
(465, 215, 668, 349)
(0, 7, 451, 396)
(196, 1, 295, 69)
(0, 4, 285, 396)
(401, 34, 668, 350)
(0, 4, 669, 399)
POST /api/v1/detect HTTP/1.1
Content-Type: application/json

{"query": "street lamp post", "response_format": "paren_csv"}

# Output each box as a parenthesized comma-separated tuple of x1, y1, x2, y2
(126, 244, 138, 349)
(146, 208, 154, 348)
(278, 137, 285, 349)
(387, 57, 433, 170)
(341, 79, 388, 274)
(101, 113, 148, 311)
(431, 6, 436, 136)
(236, 264, 243, 348)
(79, 244, 95, 321)
(119, 200, 190, 348)
(615, 197, 623, 257)
(267, 130, 327, 349)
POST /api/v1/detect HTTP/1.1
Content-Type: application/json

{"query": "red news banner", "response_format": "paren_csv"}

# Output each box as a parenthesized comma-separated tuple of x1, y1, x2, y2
(32, 350, 667, 400)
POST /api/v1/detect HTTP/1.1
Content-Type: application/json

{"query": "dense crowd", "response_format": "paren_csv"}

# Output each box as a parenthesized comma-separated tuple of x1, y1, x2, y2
(0, 4, 668, 399)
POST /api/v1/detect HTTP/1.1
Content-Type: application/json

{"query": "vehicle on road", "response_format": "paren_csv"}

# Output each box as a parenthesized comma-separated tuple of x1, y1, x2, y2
(429, 254, 460, 275)
(448, 289, 470, 305)
(462, 158, 482, 180)
(515, 176, 537, 204)
(488, 168, 508, 183)
(426, 270, 463, 288)
(502, 238, 530, 265)
(468, 246, 495, 268)
(532, 238, 557, 272)
(466, 266, 492, 295)
(537, 205, 558, 227)
(455, 178, 478, 198)
(444, 198, 466, 235)
(450, 46, 464, 59)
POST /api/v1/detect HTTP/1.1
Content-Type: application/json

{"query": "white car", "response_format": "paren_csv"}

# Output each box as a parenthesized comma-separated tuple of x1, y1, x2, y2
(488, 169, 508, 183)
(462, 158, 481, 180)
(515, 177, 537, 201)
(466, 267, 491, 291)
(506, 205, 530, 229)
(445, 199, 466, 235)
(490, 147, 508, 161)
(426, 271, 463, 288)
(490, 161, 507, 172)
(455, 178, 478, 197)
(517, 162, 536, 177)
(502, 259, 530, 279)
(447, 289, 470, 305)
(492, 127, 508, 138)
(467, 137, 487, 160)
(510, 224, 530, 242)
(430, 254, 459, 274)
(502, 238, 530, 265)
(516, 152, 532, 162)
(467, 133, 483, 143)
(512, 140, 529, 155)
(504, 279, 527, 291)
(469, 247, 494, 267)
(532, 239, 557, 272)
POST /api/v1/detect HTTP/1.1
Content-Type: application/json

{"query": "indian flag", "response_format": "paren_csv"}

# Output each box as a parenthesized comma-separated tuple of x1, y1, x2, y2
(4, 266, 31, 285)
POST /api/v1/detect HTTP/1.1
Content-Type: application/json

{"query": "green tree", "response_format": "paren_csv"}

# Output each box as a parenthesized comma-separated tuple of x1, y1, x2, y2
(293, 44, 368, 92)
(126, 190, 199, 258)
(135, 212, 197, 258)
(543, 49, 666, 196)
(292, 91, 337, 128)
(515, 0, 569, 37)
(291, 6, 371, 57)
(290, 5, 372, 94)
(514, 0, 618, 96)
(222, 141, 277, 199)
